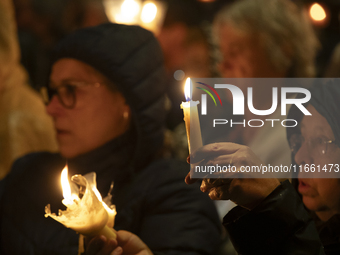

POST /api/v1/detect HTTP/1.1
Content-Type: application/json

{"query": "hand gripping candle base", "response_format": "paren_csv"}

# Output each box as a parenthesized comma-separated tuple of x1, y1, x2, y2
(45, 166, 116, 253)
(180, 78, 203, 154)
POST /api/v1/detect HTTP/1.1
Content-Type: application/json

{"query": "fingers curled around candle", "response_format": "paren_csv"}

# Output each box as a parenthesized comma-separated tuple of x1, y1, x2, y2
(190, 142, 241, 164)
(115, 230, 153, 255)
(86, 235, 118, 255)
(208, 186, 231, 200)
(201, 178, 232, 200)
(184, 172, 198, 185)
(204, 154, 233, 168)
(110, 247, 123, 255)
(86, 235, 106, 254)
(101, 238, 118, 255)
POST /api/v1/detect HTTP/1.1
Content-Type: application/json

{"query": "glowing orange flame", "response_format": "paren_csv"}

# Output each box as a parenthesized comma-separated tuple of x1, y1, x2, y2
(60, 165, 78, 207)
(61, 166, 71, 199)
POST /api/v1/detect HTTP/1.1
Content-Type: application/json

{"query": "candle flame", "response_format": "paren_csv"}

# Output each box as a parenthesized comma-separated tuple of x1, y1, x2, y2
(184, 77, 191, 101)
(61, 165, 78, 206)
(61, 166, 71, 200)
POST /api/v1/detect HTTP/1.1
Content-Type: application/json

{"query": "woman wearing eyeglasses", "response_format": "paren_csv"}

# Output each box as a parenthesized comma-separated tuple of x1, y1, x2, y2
(185, 81, 340, 254)
(0, 24, 221, 255)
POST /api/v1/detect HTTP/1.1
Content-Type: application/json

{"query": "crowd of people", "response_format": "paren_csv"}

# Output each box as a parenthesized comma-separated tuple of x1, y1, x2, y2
(1, 0, 340, 254)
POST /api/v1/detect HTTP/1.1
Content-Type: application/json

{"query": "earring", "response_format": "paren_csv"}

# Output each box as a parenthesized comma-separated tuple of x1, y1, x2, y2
(123, 111, 129, 120)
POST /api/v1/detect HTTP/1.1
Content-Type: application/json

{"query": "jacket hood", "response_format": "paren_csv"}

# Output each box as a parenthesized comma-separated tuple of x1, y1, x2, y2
(52, 23, 167, 168)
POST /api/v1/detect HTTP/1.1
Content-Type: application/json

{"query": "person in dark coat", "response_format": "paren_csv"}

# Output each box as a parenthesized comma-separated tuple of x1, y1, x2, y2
(0, 23, 221, 255)
(185, 80, 340, 255)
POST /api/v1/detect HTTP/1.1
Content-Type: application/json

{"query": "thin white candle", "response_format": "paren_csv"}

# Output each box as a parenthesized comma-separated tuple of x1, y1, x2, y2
(180, 78, 203, 154)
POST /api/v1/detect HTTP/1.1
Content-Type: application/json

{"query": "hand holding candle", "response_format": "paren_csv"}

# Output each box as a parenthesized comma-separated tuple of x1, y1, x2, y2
(45, 166, 116, 239)
(181, 78, 203, 154)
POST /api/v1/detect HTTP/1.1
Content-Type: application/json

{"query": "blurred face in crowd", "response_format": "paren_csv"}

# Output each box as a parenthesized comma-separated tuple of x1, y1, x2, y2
(217, 23, 285, 80)
(47, 58, 131, 158)
(217, 23, 287, 108)
(294, 105, 340, 221)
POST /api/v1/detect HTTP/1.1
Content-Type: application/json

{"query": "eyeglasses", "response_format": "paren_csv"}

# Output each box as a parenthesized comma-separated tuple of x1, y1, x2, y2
(42, 81, 104, 109)
(289, 133, 336, 156)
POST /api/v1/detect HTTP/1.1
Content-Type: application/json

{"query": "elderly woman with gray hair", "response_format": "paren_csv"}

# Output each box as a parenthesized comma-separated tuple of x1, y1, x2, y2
(214, 0, 318, 78)
(211, 0, 320, 174)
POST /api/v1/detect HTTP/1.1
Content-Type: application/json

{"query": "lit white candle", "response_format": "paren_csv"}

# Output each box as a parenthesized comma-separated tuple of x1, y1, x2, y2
(45, 166, 116, 239)
(180, 78, 203, 154)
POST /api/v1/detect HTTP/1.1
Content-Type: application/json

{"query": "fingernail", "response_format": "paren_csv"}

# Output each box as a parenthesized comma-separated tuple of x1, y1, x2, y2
(108, 238, 117, 245)
(111, 246, 123, 255)
(93, 236, 106, 247)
